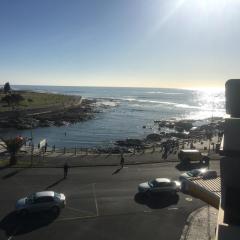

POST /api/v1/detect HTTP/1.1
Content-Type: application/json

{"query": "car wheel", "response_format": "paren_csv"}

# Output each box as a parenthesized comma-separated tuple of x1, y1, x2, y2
(51, 206, 60, 215)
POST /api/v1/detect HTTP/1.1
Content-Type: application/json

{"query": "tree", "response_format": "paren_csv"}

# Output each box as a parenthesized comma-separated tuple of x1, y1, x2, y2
(1, 93, 24, 110)
(3, 82, 11, 93)
(0, 136, 26, 165)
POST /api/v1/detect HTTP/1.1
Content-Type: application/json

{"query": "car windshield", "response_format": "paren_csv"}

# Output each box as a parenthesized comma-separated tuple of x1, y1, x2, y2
(54, 192, 61, 198)
(26, 193, 36, 203)
(148, 180, 158, 187)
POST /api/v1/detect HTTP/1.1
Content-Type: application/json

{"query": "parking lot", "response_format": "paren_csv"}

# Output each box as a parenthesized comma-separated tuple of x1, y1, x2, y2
(0, 162, 220, 240)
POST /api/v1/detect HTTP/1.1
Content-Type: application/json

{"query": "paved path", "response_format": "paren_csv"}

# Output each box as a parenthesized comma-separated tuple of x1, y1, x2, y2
(181, 206, 218, 240)
(0, 162, 220, 240)
(11, 146, 221, 168)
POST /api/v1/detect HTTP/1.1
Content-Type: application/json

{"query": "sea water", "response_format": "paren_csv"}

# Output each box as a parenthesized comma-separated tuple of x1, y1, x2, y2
(0, 86, 225, 148)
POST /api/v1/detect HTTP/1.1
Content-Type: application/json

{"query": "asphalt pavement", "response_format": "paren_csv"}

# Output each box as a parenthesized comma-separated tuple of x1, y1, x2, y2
(0, 161, 220, 240)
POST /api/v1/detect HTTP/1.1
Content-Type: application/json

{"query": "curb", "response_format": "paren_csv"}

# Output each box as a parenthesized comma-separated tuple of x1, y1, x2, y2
(0, 160, 180, 169)
(179, 206, 206, 240)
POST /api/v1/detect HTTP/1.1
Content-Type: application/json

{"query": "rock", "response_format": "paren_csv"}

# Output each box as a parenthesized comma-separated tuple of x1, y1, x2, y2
(115, 138, 143, 147)
(55, 120, 67, 126)
(146, 133, 161, 142)
(175, 126, 184, 132)
(175, 121, 193, 131)
(39, 120, 54, 127)
(166, 132, 188, 139)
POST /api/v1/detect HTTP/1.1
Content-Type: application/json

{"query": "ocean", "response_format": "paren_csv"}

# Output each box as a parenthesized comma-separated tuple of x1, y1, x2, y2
(1, 85, 225, 148)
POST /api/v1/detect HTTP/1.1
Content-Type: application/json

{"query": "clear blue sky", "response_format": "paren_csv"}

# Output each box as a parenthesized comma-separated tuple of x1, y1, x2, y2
(0, 0, 240, 89)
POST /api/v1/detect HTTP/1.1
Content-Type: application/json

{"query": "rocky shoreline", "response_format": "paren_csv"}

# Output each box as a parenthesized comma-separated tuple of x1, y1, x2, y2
(73, 117, 224, 155)
(114, 117, 224, 151)
(0, 99, 98, 129)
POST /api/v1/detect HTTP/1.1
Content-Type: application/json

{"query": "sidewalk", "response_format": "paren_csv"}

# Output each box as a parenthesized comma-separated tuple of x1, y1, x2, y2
(181, 206, 218, 240)
(0, 148, 221, 168)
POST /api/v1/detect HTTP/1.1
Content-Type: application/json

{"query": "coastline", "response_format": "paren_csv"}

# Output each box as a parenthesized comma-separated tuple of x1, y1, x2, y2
(0, 86, 225, 149)
(0, 90, 97, 129)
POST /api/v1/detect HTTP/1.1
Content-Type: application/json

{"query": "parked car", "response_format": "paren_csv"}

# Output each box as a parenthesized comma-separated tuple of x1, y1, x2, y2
(15, 191, 66, 215)
(179, 168, 217, 181)
(202, 170, 218, 179)
(178, 149, 209, 165)
(138, 178, 181, 195)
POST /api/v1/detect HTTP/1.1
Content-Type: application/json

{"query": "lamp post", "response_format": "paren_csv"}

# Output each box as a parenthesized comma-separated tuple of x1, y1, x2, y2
(30, 121, 33, 167)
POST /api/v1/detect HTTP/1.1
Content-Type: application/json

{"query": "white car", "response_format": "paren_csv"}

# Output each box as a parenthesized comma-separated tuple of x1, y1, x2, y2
(138, 178, 181, 195)
(15, 191, 66, 215)
(179, 168, 217, 181)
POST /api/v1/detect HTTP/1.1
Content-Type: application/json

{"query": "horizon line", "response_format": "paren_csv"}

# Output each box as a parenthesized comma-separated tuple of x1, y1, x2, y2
(8, 83, 225, 91)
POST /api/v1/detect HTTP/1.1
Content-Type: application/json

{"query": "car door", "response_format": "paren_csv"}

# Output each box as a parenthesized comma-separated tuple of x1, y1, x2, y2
(27, 197, 43, 212)
(33, 196, 55, 211)
(159, 182, 170, 193)
(41, 196, 56, 210)
(152, 182, 168, 193)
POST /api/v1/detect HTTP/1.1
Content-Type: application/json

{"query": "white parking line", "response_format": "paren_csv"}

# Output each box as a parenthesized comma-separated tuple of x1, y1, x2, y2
(7, 226, 20, 240)
(92, 183, 99, 216)
(167, 207, 179, 210)
(66, 206, 95, 215)
(57, 214, 97, 222)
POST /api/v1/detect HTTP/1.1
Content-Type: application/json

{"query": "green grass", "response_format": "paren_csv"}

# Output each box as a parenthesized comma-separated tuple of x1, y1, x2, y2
(0, 159, 9, 166)
(0, 91, 80, 112)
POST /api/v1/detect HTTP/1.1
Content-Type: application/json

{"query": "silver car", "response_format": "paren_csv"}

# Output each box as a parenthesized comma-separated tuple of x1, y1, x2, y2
(179, 168, 217, 181)
(15, 191, 66, 215)
(138, 178, 181, 195)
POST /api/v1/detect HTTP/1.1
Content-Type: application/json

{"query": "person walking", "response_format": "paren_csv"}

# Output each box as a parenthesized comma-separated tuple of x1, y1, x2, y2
(64, 162, 69, 178)
(120, 153, 125, 168)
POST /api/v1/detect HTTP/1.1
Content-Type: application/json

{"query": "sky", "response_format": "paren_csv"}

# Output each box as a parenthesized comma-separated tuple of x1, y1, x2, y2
(0, 0, 240, 89)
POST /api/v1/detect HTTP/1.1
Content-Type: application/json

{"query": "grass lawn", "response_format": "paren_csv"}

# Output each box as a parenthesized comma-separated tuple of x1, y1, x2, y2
(0, 91, 80, 112)
(0, 158, 9, 166)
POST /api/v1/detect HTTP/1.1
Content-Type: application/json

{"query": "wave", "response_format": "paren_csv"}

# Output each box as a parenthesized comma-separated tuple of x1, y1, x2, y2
(118, 97, 225, 111)
(95, 98, 120, 107)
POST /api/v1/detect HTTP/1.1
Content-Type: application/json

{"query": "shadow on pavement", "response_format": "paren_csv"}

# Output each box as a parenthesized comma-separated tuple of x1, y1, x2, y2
(0, 211, 59, 237)
(134, 192, 179, 209)
(1, 168, 28, 180)
(175, 163, 206, 171)
(112, 167, 122, 175)
(0, 163, 10, 171)
(2, 170, 20, 180)
(45, 177, 65, 190)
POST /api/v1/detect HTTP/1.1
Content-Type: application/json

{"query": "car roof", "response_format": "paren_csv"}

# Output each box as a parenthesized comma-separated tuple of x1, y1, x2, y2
(35, 191, 55, 198)
(155, 178, 171, 183)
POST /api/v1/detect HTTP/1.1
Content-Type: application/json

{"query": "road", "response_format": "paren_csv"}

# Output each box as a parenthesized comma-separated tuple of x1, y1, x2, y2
(0, 161, 220, 240)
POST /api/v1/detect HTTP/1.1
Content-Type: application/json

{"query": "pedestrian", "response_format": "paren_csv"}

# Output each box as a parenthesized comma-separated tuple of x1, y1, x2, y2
(120, 153, 124, 168)
(44, 142, 48, 152)
(64, 162, 69, 178)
